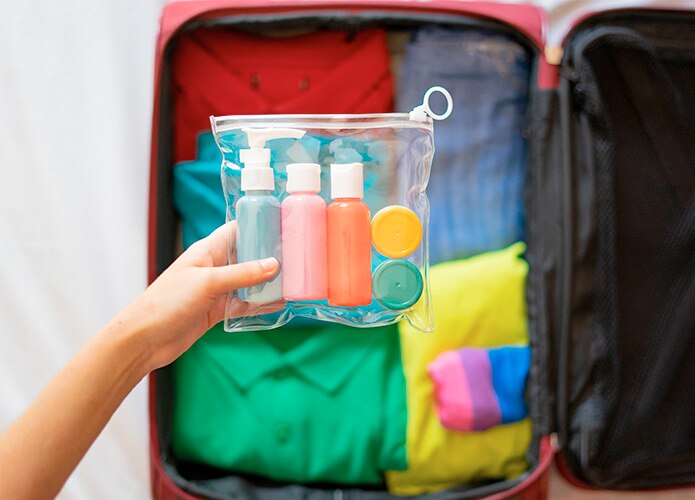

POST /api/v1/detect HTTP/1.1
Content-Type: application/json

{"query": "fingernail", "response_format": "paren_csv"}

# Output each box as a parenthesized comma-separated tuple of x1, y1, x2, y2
(259, 257, 278, 273)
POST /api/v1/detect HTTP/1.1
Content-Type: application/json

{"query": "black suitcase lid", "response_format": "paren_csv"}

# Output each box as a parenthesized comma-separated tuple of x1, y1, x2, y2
(529, 7, 695, 490)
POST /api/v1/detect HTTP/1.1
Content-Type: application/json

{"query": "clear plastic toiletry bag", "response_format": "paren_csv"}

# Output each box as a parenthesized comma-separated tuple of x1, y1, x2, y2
(210, 87, 452, 333)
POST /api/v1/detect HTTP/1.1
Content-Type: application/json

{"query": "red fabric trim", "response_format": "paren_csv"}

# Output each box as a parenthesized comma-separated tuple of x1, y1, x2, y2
(535, 6, 557, 90)
(555, 452, 596, 491)
(555, 452, 695, 493)
(158, 1, 545, 54)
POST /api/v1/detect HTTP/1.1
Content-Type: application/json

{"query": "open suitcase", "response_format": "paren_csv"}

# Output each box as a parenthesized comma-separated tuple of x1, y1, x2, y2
(148, 1, 695, 498)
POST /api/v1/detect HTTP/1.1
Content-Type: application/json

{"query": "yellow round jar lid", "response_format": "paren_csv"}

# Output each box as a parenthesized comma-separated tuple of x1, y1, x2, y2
(371, 206, 423, 258)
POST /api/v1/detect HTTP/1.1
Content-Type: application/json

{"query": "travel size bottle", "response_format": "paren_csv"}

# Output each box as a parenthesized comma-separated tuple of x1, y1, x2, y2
(236, 127, 305, 303)
(327, 162, 372, 306)
(281, 163, 328, 300)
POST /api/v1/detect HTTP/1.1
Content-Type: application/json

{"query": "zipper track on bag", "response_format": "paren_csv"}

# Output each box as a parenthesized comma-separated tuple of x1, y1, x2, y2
(217, 112, 414, 121)
(212, 114, 432, 133)
(212, 88, 451, 133)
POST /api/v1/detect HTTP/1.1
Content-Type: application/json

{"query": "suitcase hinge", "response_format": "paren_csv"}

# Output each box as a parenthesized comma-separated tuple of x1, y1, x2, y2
(550, 432, 561, 452)
(544, 46, 564, 66)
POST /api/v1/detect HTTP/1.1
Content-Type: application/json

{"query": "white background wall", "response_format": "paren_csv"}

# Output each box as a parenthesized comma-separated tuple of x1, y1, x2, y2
(0, 1, 692, 499)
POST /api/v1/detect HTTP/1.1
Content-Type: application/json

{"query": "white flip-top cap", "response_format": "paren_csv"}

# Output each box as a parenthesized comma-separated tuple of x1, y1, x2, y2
(330, 162, 364, 199)
(286, 163, 321, 194)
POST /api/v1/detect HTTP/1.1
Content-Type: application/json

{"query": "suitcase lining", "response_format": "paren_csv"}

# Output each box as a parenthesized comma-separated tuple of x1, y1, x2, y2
(556, 10, 695, 489)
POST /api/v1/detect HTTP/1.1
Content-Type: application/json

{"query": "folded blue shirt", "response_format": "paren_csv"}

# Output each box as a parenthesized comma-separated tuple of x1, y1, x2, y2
(397, 26, 531, 264)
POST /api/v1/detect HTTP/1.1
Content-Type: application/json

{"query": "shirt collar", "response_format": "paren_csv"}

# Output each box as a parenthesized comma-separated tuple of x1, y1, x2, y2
(197, 323, 389, 394)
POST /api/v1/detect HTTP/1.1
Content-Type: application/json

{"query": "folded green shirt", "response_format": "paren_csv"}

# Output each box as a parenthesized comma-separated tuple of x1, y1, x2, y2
(172, 322, 407, 485)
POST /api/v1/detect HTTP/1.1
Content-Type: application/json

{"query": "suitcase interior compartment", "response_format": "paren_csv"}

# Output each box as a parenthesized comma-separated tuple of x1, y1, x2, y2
(554, 10, 695, 489)
(151, 8, 550, 500)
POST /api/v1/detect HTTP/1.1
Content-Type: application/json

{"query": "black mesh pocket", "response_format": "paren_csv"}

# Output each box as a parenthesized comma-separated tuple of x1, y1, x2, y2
(565, 22, 695, 487)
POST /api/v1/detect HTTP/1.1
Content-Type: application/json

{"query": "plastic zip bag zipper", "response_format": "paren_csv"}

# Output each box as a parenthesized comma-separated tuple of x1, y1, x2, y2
(211, 86, 453, 133)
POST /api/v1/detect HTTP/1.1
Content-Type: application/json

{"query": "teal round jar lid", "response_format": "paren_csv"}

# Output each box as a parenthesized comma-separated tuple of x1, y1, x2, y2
(372, 260, 424, 310)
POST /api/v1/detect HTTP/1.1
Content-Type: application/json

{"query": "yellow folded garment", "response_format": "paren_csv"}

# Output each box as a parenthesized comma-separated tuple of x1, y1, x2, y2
(386, 242, 532, 495)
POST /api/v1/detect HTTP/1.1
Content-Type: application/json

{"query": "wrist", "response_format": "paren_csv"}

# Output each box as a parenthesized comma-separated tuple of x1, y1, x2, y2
(98, 309, 157, 381)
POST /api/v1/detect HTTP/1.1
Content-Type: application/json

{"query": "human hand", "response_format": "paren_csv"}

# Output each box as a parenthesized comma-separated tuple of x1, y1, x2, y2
(109, 223, 281, 371)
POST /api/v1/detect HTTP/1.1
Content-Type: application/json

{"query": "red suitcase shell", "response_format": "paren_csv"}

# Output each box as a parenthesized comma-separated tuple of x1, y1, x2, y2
(148, 2, 695, 498)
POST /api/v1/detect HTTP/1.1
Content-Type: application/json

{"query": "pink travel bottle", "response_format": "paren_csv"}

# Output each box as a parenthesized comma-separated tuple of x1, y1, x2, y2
(281, 163, 328, 300)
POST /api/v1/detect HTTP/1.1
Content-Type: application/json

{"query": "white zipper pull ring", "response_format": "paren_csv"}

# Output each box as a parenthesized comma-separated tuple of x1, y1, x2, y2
(409, 86, 454, 122)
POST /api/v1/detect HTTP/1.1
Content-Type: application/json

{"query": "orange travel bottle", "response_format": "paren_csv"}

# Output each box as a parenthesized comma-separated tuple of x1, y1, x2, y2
(327, 162, 372, 306)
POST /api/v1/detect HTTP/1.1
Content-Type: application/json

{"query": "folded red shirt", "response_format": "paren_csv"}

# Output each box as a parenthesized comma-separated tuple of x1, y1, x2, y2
(171, 27, 394, 163)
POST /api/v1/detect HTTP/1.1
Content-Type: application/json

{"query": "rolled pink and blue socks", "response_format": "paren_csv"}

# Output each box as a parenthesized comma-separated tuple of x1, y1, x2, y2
(428, 346, 530, 432)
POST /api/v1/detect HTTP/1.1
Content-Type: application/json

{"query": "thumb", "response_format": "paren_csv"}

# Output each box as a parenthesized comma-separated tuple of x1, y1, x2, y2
(208, 257, 280, 294)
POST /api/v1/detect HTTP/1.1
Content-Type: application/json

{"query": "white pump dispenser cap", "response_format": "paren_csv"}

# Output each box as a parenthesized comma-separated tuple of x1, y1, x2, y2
(330, 162, 364, 199)
(240, 127, 306, 191)
(286, 163, 321, 193)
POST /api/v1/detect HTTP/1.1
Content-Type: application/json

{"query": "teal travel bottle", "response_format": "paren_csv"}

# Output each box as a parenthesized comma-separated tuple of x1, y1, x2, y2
(236, 127, 305, 303)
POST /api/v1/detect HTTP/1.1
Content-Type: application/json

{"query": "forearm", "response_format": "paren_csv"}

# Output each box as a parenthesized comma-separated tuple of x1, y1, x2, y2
(0, 318, 152, 499)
